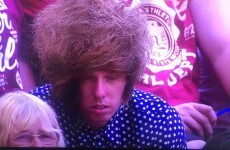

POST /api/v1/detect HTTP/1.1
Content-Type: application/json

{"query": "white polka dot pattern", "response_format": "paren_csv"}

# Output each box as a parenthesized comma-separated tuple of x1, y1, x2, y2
(30, 84, 187, 149)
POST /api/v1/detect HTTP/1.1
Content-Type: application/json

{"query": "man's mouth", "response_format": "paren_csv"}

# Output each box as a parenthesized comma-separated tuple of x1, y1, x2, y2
(92, 105, 109, 109)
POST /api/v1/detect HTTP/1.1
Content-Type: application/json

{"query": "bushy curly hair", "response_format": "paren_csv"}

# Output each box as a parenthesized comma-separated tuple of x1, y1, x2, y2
(33, 0, 150, 109)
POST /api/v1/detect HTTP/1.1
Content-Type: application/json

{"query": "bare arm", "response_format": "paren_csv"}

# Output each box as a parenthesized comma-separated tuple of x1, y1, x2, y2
(175, 103, 217, 140)
(19, 59, 36, 91)
(189, 0, 230, 96)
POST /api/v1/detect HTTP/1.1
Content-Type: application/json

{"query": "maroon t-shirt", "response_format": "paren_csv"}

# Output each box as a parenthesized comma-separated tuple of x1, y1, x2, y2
(0, 0, 23, 91)
(124, 0, 199, 106)
(20, 0, 53, 18)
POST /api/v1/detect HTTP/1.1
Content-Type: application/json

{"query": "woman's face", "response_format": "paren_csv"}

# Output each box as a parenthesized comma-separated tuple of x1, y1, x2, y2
(79, 71, 126, 130)
(7, 123, 58, 147)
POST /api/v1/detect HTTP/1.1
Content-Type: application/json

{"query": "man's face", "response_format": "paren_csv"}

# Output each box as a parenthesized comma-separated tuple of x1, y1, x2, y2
(79, 71, 126, 130)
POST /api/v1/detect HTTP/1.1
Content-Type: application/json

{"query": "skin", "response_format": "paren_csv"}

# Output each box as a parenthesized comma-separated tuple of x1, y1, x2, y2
(19, 60, 36, 91)
(186, 140, 206, 149)
(175, 103, 217, 140)
(175, 0, 230, 141)
(189, 0, 230, 96)
(79, 71, 126, 130)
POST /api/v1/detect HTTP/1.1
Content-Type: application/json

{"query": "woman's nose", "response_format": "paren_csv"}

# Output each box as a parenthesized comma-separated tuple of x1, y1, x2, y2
(30, 136, 43, 147)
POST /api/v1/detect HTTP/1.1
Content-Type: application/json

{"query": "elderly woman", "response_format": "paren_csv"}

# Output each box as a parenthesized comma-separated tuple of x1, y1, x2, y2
(0, 91, 65, 147)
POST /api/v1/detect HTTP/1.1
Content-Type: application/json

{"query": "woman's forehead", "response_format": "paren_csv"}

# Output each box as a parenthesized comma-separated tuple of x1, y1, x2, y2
(10, 118, 55, 133)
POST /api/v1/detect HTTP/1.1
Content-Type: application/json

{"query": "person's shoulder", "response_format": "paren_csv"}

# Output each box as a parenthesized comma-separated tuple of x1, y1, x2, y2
(29, 83, 52, 102)
(29, 84, 64, 110)
(130, 89, 180, 117)
(131, 89, 168, 106)
(125, 89, 187, 149)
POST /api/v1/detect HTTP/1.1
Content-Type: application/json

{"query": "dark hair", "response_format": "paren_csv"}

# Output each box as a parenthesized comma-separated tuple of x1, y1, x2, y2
(33, 0, 150, 110)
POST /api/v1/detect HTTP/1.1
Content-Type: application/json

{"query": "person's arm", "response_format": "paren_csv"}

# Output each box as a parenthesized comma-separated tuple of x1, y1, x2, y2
(174, 103, 217, 140)
(189, 0, 230, 96)
(19, 59, 36, 91)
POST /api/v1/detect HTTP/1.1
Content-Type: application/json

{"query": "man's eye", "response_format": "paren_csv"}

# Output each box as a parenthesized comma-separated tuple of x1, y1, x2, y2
(81, 77, 94, 81)
(106, 75, 119, 80)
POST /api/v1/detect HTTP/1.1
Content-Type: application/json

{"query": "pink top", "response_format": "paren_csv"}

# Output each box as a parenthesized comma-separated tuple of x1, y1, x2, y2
(124, 0, 199, 105)
(0, 0, 24, 91)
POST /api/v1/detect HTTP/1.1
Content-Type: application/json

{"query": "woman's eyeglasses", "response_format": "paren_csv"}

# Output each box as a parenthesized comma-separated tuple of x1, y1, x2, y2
(9, 131, 58, 146)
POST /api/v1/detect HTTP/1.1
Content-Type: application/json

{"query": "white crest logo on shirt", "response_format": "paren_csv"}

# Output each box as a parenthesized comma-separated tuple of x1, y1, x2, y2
(136, 1, 182, 73)
(129, 0, 196, 86)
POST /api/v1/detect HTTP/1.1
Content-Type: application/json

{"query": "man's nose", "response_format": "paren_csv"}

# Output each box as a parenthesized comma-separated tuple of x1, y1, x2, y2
(30, 137, 43, 147)
(95, 78, 106, 100)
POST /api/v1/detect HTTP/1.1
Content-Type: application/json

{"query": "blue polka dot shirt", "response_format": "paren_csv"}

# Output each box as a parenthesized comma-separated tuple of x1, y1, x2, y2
(30, 84, 187, 149)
